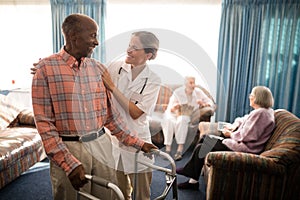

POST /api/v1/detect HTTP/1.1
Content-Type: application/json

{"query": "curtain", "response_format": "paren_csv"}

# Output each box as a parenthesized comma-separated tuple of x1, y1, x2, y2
(50, 0, 106, 62)
(216, 0, 300, 122)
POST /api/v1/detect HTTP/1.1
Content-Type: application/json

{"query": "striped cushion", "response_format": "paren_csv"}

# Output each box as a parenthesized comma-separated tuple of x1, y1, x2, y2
(261, 109, 300, 165)
(154, 85, 173, 112)
(0, 127, 45, 189)
(264, 109, 300, 150)
(0, 95, 21, 130)
(17, 109, 35, 126)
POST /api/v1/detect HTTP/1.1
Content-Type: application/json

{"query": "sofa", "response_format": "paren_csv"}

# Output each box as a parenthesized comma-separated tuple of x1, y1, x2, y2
(202, 109, 300, 200)
(0, 94, 46, 189)
(149, 84, 216, 150)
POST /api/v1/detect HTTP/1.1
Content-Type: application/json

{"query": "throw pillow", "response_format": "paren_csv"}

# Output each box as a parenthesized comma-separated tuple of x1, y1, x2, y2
(0, 94, 21, 130)
(17, 109, 35, 126)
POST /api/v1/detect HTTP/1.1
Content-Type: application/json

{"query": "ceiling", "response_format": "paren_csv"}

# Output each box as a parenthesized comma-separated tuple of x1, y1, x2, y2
(0, 0, 222, 5)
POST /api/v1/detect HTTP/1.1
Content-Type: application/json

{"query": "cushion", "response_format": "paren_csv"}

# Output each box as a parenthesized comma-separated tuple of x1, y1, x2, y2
(17, 109, 35, 126)
(261, 109, 300, 166)
(154, 86, 173, 112)
(0, 95, 21, 130)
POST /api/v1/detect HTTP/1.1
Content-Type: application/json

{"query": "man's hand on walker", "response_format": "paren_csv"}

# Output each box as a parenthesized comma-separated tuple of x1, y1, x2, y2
(141, 142, 158, 153)
(68, 165, 88, 191)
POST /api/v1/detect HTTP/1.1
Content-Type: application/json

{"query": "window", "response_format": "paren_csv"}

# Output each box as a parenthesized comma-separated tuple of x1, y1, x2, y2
(0, 3, 52, 89)
(106, 2, 221, 91)
(0, 1, 221, 95)
(0, 4, 52, 89)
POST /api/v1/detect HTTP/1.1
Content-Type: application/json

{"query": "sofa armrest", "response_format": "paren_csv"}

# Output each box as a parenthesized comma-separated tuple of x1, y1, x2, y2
(205, 151, 285, 174)
(204, 151, 286, 200)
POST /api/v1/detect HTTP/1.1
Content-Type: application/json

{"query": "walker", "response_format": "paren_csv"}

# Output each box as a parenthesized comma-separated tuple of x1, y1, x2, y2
(134, 149, 178, 200)
(77, 149, 178, 200)
(77, 175, 125, 200)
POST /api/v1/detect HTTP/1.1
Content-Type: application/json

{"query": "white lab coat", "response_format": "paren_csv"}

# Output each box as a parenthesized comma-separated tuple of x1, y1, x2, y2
(108, 60, 161, 173)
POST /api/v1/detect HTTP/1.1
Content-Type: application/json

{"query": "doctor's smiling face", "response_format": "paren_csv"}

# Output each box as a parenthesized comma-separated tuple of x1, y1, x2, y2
(125, 31, 159, 67)
(125, 36, 149, 67)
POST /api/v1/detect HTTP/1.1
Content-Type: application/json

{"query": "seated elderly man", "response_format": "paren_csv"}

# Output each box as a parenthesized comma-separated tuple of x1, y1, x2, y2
(161, 76, 215, 161)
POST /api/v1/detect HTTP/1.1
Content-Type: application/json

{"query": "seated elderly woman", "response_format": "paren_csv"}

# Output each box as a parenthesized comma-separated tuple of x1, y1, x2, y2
(176, 86, 275, 190)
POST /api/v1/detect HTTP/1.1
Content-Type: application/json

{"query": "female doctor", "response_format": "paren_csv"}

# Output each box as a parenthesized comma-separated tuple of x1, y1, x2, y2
(102, 31, 161, 200)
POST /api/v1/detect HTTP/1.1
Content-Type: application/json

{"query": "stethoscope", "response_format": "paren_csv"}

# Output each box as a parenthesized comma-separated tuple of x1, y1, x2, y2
(118, 67, 148, 104)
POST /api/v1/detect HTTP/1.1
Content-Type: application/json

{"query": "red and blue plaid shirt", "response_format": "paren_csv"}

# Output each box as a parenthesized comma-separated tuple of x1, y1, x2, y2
(32, 48, 144, 174)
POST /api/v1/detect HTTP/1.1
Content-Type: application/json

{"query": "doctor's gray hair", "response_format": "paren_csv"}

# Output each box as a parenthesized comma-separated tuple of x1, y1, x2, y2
(132, 31, 159, 60)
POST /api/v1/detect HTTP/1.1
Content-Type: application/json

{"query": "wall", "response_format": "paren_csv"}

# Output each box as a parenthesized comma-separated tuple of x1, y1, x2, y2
(0, 4, 52, 90)
(0, 0, 221, 101)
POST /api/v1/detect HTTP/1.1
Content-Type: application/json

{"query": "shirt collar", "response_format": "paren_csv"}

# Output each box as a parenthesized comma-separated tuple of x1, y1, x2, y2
(121, 62, 150, 79)
(59, 47, 86, 69)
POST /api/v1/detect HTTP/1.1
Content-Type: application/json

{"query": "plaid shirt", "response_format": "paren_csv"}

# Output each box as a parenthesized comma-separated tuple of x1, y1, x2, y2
(32, 48, 144, 175)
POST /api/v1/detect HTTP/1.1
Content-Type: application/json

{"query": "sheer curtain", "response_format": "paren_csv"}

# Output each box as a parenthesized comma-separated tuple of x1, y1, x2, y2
(50, 0, 106, 62)
(216, 0, 300, 122)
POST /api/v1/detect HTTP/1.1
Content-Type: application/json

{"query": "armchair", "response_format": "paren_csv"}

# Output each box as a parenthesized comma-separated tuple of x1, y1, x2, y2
(149, 84, 216, 150)
(203, 109, 300, 200)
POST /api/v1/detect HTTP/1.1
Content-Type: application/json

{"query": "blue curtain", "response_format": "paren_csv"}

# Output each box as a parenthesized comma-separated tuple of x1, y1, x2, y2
(50, 0, 106, 62)
(216, 0, 300, 122)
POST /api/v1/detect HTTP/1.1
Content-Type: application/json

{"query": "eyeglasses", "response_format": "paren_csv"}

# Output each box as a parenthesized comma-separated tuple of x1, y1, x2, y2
(127, 45, 144, 52)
